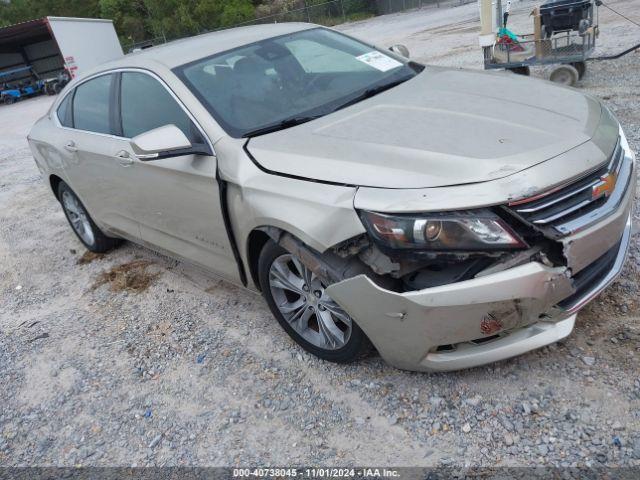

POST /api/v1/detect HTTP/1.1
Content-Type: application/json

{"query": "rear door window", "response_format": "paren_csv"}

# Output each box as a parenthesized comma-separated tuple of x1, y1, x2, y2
(119, 72, 203, 144)
(72, 74, 113, 135)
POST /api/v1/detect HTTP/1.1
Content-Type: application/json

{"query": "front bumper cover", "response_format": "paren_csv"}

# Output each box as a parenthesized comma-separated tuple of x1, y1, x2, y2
(326, 213, 633, 372)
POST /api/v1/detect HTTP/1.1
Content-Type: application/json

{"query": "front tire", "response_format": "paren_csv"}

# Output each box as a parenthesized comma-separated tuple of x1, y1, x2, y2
(57, 181, 121, 253)
(258, 241, 370, 363)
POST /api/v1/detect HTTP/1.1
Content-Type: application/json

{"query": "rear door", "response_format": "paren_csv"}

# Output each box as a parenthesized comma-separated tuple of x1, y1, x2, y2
(112, 70, 239, 281)
(59, 73, 141, 239)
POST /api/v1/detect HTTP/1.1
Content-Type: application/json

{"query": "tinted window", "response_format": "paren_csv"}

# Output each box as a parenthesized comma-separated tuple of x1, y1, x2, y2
(120, 72, 202, 143)
(56, 92, 73, 128)
(73, 74, 113, 134)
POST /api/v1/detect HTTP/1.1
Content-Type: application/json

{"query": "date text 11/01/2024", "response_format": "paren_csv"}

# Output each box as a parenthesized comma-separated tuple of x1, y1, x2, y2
(232, 468, 401, 478)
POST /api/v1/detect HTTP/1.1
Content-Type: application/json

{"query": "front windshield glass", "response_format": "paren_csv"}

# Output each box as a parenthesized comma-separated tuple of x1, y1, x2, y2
(174, 28, 419, 137)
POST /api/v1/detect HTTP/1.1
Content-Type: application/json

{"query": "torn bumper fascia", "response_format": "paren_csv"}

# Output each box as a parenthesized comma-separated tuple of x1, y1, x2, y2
(326, 212, 633, 372)
(326, 261, 574, 371)
(330, 144, 636, 372)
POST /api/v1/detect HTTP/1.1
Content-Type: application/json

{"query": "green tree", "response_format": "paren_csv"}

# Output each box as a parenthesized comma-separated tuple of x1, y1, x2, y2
(218, 0, 254, 27)
(99, 0, 149, 44)
(1, 0, 373, 38)
(193, 0, 221, 31)
(143, 0, 197, 39)
(0, 0, 100, 27)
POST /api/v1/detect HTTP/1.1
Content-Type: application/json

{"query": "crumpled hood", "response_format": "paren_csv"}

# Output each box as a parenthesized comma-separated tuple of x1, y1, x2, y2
(247, 67, 602, 188)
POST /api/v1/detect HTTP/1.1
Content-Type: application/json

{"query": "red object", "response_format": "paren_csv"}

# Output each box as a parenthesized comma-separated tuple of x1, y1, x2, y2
(497, 34, 525, 52)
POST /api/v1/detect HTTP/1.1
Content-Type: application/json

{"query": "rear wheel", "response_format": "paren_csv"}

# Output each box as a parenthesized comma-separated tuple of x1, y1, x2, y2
(57, 181, 121, 253)
(3, 95, 15, 105)
(258, 241, 370, 363)
(549, 64, 579, 86)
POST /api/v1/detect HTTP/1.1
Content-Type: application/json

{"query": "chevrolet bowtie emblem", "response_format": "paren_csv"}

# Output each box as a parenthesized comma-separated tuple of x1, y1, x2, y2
(591, 172, 617, 201)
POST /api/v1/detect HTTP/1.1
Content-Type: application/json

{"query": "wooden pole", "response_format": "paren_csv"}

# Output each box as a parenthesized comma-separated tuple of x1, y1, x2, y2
(532, 6, 543, 59)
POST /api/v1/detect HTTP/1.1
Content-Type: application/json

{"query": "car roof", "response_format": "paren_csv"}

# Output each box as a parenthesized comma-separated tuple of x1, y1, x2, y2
(52, 22, 321, 115)
(107, 22, 317, 71)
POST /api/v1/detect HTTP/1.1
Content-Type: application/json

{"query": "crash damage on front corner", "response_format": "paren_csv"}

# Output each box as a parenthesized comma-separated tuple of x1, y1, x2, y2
(251, 123, 636, 372)
(242, 67, 636, 372)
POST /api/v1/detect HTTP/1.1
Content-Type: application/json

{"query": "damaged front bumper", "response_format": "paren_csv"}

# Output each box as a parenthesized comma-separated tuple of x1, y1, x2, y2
(326, 213, 633, 372)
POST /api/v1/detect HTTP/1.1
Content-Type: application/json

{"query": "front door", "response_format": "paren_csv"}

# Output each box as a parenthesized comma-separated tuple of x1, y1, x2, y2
(113, 71, 239, 282)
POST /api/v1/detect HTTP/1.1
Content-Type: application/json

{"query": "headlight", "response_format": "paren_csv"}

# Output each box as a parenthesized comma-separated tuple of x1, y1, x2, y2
(620, 124, 636, 164)
(360, 210, 526, 250)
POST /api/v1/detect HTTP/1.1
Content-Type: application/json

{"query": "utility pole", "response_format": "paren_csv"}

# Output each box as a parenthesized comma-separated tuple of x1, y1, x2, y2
(303, 0, 311, 22)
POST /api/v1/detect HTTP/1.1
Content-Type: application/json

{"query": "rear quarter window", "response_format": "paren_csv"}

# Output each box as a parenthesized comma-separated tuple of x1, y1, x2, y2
(56, 93, 73, 128)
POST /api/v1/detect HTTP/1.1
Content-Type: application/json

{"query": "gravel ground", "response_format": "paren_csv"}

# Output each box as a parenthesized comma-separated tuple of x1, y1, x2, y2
(338, 0, 640, 69)
(1, 3, 640, 468)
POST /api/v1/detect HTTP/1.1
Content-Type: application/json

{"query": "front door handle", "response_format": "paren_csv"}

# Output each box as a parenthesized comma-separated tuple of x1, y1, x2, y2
(64, 141, 78, 152)
(115, 150, 134, 166)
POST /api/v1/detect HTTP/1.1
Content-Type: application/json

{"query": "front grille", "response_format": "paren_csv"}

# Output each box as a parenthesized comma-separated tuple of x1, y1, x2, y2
(507, 139, 625, 236)
(557, 238, 621, 310)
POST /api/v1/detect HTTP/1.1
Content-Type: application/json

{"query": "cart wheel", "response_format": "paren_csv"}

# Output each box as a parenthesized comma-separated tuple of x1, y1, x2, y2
(549, 64, 579, 86)
(507, 66, 530, 76)
(570, 61, 586, 80)
(3, 96, 15, 105)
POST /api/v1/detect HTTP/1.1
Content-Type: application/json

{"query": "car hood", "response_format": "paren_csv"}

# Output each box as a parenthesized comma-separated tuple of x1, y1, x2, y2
(246, 67, 603, 189)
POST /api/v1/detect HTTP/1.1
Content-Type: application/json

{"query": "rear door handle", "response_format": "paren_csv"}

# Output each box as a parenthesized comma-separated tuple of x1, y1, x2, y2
(64, 141, 78, 152)
(115, 150, 134, 166)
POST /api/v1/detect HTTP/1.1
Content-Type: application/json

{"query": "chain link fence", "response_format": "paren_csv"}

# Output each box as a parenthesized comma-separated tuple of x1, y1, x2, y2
(125, 0, 476, 52)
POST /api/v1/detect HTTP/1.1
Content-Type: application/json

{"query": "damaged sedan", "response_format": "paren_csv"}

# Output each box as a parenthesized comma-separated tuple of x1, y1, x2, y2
(28, 24, 636, 371)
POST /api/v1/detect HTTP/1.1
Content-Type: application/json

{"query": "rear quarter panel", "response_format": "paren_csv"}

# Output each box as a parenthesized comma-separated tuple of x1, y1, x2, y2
(28, 114, 71, 197)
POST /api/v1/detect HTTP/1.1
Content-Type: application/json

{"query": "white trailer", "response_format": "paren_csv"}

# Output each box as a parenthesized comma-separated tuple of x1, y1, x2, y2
(0, 16, 123, 93)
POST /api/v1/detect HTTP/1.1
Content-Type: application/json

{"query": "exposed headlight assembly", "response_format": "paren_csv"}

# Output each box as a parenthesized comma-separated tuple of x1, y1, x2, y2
(360, 210, 526, 251)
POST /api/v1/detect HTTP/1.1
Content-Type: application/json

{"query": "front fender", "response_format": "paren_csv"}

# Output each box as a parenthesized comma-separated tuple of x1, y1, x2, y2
(215, 136, 366, 287)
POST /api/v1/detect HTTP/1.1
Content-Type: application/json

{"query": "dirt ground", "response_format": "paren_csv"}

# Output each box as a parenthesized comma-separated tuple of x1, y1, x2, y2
(1, 1, 640, 468)
(339, 0, 640, 68)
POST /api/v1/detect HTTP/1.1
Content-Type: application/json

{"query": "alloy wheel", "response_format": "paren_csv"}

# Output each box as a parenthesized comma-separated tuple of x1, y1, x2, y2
(268, 253, 352, 350)
(61, 190, 95, 246)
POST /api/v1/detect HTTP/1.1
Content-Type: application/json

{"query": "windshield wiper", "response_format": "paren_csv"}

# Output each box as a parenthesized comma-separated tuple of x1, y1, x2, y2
(242, 115, 323, 138)
(241, 75, 413, 138)
(332, 76, 413, 113)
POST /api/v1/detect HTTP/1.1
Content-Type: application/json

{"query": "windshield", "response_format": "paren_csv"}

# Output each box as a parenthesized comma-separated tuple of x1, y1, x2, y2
(174, 28, 419, 138)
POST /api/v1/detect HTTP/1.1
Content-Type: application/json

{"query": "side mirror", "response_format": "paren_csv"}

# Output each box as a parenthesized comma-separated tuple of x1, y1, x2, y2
(389, 44, 410, 58)
(130, 124, 192, 160)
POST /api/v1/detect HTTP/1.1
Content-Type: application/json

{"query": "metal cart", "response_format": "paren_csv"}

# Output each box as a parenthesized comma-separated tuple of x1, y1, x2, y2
(479, 0, 601, 86)
(484, 28, 597, 85)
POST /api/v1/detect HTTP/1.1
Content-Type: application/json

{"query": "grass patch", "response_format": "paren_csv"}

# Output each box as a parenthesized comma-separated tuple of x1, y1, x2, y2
(93, 260, 160, 293)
